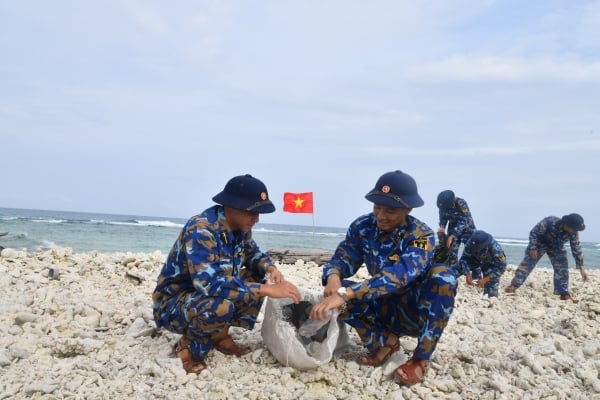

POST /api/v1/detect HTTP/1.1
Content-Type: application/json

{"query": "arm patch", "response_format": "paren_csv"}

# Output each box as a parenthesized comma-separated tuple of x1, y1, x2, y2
(411, 237, 430, 250)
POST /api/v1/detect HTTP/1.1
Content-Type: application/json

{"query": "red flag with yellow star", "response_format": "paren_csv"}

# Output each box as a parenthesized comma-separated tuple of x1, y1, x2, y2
(283, 192, 314, 213)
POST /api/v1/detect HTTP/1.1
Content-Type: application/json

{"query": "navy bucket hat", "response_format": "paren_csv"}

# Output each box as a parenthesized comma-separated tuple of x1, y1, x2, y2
(468, 230, 493, 251)
(436, 190, 455, 209)
(562, 213, 585, 231)
(365, 170, 424, 208)
(212, 174, 275, 213)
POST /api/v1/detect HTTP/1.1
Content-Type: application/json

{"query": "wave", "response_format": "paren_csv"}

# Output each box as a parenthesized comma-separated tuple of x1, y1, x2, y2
(16, 217, 185, 229)
(103, 220, 183, 228)
(496, 238, 529, 247)
(31, 218, 67, 224)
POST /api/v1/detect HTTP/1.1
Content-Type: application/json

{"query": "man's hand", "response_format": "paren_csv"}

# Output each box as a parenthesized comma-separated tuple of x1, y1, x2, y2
(261, 280, 301, 304)
(266, 265, 283, 283)
(477, 276, 491, 288)
(465, 274, 474, 285)
(446, 235, 455, 248)
(324, 274, 342, 297)
(310, 292, 345, 321)
(529, 249, 538, 260)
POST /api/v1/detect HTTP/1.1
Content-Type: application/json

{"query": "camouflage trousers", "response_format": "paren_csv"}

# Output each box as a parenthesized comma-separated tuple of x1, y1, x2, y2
(153, 270, 263, 361)
(511, 247, 570, 295)
(341, 264, 457, 361)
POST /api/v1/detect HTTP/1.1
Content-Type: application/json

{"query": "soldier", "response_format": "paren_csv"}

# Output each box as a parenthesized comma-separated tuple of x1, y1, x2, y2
(309, 170, 457, 386)
(456, 230, 507, 298)
(152, 174, 301, 374)
(436, 190, 477, 269)
(505, 213, 588, 302)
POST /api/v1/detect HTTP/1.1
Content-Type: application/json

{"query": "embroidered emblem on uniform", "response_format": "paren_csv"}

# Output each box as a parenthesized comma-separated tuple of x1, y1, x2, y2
(388, 254, 400, 262)
(411, 238, 429, 249)
(500, 254, 506, 262)
(260, 192, 267, 200)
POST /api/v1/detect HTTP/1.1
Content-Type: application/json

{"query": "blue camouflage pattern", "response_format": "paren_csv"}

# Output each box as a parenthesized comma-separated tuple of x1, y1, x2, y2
(152, 205, 271, 360)
(457, 237, 507, 297)
(438, 197, 476, 267)
(510, 216, 584, 295)
(322, 213, 457, 360)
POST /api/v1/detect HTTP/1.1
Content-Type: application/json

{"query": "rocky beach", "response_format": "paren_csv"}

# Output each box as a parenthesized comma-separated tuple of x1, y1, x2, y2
(1, 247, 599, 400)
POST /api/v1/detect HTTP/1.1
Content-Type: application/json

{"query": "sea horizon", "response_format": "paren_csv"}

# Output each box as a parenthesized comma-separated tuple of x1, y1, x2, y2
(1, 207, 598, 270)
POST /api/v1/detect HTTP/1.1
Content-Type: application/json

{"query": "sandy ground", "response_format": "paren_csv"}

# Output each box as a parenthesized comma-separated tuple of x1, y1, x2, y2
(1, 247, 599, 400)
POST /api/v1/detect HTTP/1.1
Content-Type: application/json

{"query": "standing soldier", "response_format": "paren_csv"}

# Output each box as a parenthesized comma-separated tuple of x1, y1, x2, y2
(436, 190, 477, 270)
(505, 214, 588, 302)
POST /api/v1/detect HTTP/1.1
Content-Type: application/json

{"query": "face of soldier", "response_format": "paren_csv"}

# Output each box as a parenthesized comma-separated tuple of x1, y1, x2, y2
(372, 204, 411, 232)
(225, 207, 260, 232)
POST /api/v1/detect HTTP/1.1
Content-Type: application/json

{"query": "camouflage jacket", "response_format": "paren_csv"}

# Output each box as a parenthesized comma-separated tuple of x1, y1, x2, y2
(152, 205, 270, 306)
(322, 213, 435, 302)
(438, 197, 476, 239)
(528, 216, 584, 268)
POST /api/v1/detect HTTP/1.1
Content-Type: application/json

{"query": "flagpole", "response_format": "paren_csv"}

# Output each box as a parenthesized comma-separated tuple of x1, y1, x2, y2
(311, 212, 315, 242)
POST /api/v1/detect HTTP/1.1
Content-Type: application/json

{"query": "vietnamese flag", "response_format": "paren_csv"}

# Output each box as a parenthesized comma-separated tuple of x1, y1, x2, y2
(283, 192, 314, 213)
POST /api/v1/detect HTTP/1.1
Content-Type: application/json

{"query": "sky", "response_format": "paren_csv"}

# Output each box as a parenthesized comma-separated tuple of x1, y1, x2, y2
(1, 1, 599, 242)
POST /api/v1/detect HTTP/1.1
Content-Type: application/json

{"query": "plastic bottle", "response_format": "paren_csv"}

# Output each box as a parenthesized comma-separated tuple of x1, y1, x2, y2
(306, 341, 322, 357)
(298, 310, 334, 337)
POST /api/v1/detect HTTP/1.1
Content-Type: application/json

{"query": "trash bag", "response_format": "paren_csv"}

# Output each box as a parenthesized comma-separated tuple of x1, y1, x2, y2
(282, 301, 330, 342)
(261, 287, 353, 370)
(433, 231, 450, 264)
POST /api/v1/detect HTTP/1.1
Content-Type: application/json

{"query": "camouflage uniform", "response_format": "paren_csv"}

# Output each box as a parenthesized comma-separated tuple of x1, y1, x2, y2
(510, 216, 584, 296)
(152, 205, 271, 361)
(438, 197, 476, 268)
(456, 238, 507, 297)
(322, 213, 457, 361)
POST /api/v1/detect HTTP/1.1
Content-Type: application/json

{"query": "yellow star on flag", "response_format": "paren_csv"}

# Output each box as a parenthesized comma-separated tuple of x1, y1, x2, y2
(293, 196, 305, 208)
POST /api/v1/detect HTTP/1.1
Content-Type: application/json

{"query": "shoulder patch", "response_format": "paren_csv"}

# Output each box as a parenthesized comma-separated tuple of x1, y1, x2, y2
(388, 254, 400, 262)
(499, 254, 506, 263)
(410, 237, 430, 250)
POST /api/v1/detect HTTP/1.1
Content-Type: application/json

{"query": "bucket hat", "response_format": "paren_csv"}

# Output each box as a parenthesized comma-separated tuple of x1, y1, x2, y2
(365, 170, 424, 208)
(436, 190, 455, 209)
(212, 174, 275, 213)
(562, 213, 585, 231)
(468, 230, 493, 251)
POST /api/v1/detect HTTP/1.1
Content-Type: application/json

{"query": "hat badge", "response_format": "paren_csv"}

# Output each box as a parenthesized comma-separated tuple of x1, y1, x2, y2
(260, 192, 267, 200)
(382, 185, 390, 193)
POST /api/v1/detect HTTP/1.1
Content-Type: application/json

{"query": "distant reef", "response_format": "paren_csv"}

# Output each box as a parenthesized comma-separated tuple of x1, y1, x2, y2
(267, 248, 333, 264)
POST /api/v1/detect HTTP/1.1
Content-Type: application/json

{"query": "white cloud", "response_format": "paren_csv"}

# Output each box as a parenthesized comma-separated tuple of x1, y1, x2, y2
(412, 56, 600, 82)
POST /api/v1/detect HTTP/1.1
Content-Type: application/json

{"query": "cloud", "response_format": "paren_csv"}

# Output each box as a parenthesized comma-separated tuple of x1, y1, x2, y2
(365, 136, 600, 158)
(412, 56, 600, 82)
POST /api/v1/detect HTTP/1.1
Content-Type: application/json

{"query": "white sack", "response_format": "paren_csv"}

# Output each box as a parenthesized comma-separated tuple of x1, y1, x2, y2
(261, 287, 353, 370)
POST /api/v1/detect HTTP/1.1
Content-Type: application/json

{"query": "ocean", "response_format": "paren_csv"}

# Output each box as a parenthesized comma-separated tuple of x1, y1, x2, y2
(1, 207, 598, 270)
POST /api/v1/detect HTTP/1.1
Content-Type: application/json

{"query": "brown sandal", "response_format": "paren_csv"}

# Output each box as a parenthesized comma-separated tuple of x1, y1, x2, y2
(559, 293, 579, 303)
(357, 339, 400, 367)
(215, 335, 251, 357)
(395, 358, 427, 386)
(505, 285, 517, 293)
(173, 337, 207, 374)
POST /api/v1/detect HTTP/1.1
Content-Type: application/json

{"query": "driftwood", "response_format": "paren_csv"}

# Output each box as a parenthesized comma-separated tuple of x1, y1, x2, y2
(267, 248, 333, 265)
